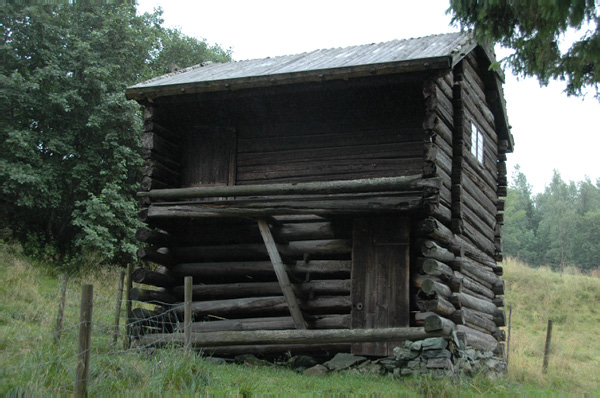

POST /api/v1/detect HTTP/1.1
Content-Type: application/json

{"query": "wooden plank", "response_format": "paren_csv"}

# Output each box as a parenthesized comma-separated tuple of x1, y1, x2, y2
(182, 127, 236, 188)
(237, 157, 423, 183)
(351, 217, 410, 356)
(258, 220, 307, 329)
(238, 128, 423, 154)
(237, 141, 423, 166)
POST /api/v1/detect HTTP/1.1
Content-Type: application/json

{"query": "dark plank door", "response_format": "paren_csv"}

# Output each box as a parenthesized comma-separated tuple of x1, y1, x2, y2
(182, 126, 237, 188)
(351, 216, 410, 356)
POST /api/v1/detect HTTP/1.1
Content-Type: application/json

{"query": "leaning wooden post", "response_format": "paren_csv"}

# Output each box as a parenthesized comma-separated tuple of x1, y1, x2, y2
(112, 270, 126, 345)
(257, 220, 307, 329)
(542, 319, 553, 374)
(75, 284, 93, 398)
(53, 274, 68, 344)
(124, 263, 134, 349)
(184, 276, 193, 354)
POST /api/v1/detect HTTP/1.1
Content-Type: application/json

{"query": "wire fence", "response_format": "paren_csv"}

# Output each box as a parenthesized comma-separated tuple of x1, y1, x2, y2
(1, 272, 194, 397)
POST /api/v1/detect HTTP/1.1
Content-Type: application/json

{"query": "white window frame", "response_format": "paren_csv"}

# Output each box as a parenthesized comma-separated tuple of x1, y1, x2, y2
(471, 122, 484, 164)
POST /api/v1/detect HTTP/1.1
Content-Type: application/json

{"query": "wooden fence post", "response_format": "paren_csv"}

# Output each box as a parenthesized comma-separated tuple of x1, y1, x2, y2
(124, 263, 134, 349)
(184, 276, 192, 354)
(506, 305, 512, 366)
(112, 270, 126, 345)
(542, 319, 553, 374)
(53, 274, 68, 343)
(75, 284, 93, 398)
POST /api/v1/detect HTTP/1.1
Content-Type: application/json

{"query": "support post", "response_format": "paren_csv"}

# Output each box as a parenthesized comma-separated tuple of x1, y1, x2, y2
(112, 270, 125, 345)
(542, 319, 553, 374)
(506, 305, 512, 366)
(53, 274, 68, 344)
(124, 263, 134, 349)
(75, 284, 93, 398)
(184, 276, 193, 354)
(258, 220, 307, 329)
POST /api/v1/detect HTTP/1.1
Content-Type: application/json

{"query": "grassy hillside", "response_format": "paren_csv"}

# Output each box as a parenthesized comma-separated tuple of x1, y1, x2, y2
(1, 243, 598, 396)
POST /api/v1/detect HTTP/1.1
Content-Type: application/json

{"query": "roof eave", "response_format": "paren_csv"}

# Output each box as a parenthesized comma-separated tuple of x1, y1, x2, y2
(125, 56, 453, 102)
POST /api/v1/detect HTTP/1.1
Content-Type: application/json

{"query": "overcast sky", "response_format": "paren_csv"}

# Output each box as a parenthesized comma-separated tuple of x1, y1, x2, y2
(137, 0, 599, 194)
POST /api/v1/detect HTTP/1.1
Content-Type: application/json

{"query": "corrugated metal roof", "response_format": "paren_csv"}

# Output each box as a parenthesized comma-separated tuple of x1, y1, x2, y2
(128, 32, 474, 93)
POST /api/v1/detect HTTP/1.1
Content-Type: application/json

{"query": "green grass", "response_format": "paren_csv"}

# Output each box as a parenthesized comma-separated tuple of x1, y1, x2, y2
(1, 243, 599, 396)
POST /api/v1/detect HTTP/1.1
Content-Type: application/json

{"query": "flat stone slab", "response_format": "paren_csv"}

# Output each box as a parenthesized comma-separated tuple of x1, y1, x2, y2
(323, 353, 367, 371)
(303, 364, 329, 376)
(422, 337, 448, 351)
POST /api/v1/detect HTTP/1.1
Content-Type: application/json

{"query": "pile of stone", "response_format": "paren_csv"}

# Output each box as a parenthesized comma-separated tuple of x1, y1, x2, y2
(222, 335, 506, 379)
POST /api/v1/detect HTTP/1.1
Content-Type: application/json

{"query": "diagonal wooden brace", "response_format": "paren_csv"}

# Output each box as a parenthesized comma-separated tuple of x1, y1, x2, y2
(257, 219, 307, 329)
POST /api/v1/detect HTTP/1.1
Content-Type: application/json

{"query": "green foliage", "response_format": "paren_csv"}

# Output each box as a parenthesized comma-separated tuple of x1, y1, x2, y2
(448, 0, 600, 98)
(503, 166, 600, 271)
(0, 5, 231, 266)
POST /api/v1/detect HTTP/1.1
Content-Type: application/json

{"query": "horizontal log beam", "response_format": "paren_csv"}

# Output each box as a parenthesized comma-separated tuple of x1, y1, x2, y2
(140, 195, 424, 219)
(171, 280, 351, 300)
(183, 315, 351, 333)
(173, 240, 351, 263)
(138, 326, 451, 348)
(170, 260, 351, 279)
(137, 175, 439, 199)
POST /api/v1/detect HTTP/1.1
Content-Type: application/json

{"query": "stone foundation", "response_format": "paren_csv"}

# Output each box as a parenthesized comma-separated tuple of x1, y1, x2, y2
(226, 335, 507, 379)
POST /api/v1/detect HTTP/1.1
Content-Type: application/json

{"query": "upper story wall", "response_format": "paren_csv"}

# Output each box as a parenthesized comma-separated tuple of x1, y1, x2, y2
(144, 75, 427, 189)
(447, 51, 507, 259)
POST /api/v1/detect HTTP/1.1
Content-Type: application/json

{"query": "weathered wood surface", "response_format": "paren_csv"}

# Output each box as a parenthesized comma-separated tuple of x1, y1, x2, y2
(450, 257, 501, 285)
(450, 292, 502, 317)
(137, 247, 175, 267)
(130, 288, 176, 304)
(424, 314, 456, 332)
(351, 217, 410, 356)
(170, 295, 352, 318)
(173, 239, 351, 262)
(171, 280, 351, 300)
(140, 195, 424, 218)
(257, 219, 307, 329)
(453, 270, 495, 299)
(420, 240, 455, 262)
(131, 267, 177, 288)
(419, 258, 454, 280)
(423, 295, 456, 317)
(418, 218, 497, 268)
(456, 325, 499, 351)
(138, 175, 438, 199)
(136, 227, 171, 246)
(183, 315, 351, 333)
(421, 278, 453, 298)
(139, 327, 451, 348)
(170, 260, 351, 279)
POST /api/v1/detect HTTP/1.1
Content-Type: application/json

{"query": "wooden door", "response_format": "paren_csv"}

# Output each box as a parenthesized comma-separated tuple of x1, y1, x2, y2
(182, 126, 236, 188)
(351, 216, 410, 356)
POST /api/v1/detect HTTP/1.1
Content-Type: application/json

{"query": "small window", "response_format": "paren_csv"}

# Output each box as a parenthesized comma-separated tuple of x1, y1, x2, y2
(471, 122, 484, 164)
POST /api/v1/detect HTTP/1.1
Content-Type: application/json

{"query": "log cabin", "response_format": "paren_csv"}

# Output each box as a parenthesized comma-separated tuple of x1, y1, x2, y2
(125, 32, 513, 360)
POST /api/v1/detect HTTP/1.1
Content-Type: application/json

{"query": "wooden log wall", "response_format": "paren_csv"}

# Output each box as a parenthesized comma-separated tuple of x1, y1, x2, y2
(233, 81, 425, 185)
(140, 107, 182, 194)
(423, 72, 455, 224)
(450, 53, 505, 259)
(132, 215, 356, 355)
(411, 216, 505, 352)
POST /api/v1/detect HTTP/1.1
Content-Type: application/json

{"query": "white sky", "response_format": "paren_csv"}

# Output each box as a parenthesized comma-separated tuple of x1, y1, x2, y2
(137, 0, 599, 194)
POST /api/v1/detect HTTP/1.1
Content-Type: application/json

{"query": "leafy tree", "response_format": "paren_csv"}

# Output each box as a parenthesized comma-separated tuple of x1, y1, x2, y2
(448, 0, 600, 98)
(535, 171, 578, 271)
(503, 165, 538, 264)
(0, 5, 231, 265)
